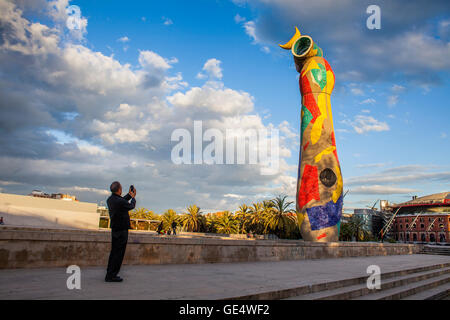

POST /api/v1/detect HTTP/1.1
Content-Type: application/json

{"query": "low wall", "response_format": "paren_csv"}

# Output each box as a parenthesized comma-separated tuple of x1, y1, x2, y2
(0, 193, 99, 230)
(0, 226, 423, 269)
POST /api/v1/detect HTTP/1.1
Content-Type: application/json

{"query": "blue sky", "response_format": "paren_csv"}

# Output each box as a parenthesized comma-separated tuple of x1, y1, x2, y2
(0, 0, 449, 213)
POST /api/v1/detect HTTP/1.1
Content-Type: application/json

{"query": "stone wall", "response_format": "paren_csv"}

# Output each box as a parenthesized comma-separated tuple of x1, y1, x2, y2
(0, 226, 423, 269)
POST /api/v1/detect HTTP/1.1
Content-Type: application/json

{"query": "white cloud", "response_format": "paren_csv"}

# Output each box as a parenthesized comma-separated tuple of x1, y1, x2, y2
(342, 115, 390, 134)
(351, 185, 419, 195)
(392, 84, 406, 93)
(139, 50, 177, 71)
(60, 186, 109, 196)
(244, 21, 258, 42)
(197, 58, 223, 80)
(234, 14, 246, 23)
(387, 95, 399, 106)
(162, 16, 173, 25)
(360, 98, 375, 105)
(117, 36, 130, 43)
(350, 88, 364, 96)
(168, 82, 254, 116)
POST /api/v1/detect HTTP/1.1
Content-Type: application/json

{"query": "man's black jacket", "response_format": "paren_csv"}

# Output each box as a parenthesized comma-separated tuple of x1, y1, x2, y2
(107, 193, 136, 231)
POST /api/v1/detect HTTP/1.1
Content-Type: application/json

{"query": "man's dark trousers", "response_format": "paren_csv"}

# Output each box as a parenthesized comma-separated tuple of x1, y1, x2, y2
(106, 229, 128, 278)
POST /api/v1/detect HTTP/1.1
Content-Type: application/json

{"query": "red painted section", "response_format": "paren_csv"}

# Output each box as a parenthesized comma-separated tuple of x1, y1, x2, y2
(303, 141, 310, 151)
(303, 94, 320, 123)
(300, 72, 312, 94)
(317, 233, 327, 240)
(331, 132, 339, 164)
(298, 164, 320, 210)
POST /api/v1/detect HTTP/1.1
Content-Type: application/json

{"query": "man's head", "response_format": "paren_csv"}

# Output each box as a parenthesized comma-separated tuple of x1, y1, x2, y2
(110, 181, 122, 195)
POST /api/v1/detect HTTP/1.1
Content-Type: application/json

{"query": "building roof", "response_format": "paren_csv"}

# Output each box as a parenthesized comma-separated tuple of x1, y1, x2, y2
(393, 192, 450, 207)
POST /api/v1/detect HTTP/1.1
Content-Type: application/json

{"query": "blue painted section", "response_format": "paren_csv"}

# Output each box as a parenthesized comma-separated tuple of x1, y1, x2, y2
(306, 196, 343, 231)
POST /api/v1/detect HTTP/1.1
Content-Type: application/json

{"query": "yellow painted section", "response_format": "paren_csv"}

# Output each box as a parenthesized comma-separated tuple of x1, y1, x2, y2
(310, 93, 328, 145)
(326, 94, 334, 130)
(311, 116, 324, 144)
(301, 59, 320, 78)
(325, 70, 334, 95)
(332, 165, 343, 203)
(297, 212, 306, 227)
(314, 146, 336, 163)
(279, 27, 301, 50)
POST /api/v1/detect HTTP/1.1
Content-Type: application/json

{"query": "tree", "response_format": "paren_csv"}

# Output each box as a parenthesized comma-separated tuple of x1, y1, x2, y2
(248, 202, 265, 234)
(348, 215, 369, 241)
(162, 209, 179, 230)
(129, 208, 155, 220)
(264, 195, 297, 238)
(339, 223, 353, 241)
(129, 208, 158, 230)
(180, 205, 203, 232)
(215, 211, 240, 234)
(235, 204, 250, 234)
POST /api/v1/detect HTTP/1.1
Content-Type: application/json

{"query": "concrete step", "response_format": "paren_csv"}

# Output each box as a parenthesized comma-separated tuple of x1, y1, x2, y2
(402, 282, 450, 300)
(228, 262, 450, 300)
(354, 273, 450, 300)
(421, 246, 450, 256)
(285, 267, 450, 300)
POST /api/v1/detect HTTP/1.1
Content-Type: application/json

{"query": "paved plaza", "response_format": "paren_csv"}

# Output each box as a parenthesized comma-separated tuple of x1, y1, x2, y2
(0, 254, 448, 299)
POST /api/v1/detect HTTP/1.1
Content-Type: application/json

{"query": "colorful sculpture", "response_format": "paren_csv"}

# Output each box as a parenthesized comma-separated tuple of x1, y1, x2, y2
(280, 27, 343, 242)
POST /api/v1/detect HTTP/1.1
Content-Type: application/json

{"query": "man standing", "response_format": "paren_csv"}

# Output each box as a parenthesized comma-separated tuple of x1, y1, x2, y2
(171, 221, 177, 235)
(105, 181, 136, 282)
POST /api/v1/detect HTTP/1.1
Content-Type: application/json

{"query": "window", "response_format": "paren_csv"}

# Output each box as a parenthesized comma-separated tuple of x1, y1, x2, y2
(421, 233, 426, 242)
(400, 224, 403, 229)
(420, 224, 425, 229)
(406, 224, 409, 229)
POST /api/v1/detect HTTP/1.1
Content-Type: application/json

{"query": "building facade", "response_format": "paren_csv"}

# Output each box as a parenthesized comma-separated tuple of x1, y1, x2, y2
(390, 192, 450, 244)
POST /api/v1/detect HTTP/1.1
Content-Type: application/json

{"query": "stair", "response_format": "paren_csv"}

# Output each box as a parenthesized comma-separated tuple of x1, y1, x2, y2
(421, 245, 450, 256)
(227, 262, 450, 300)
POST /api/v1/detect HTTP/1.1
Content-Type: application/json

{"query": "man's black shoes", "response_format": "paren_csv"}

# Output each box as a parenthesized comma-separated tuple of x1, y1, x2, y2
(105, 276, 123, 282)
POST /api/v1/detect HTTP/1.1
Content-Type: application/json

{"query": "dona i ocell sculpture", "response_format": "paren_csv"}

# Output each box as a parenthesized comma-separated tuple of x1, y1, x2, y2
(280, 27, 343, 242)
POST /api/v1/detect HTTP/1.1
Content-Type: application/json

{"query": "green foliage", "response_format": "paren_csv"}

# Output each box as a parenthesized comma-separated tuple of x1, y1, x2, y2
(162, 209, 179, 230)
(215, 211, 240, 234)
(263, 195, 298, 239)
(180, 205, 205, 232)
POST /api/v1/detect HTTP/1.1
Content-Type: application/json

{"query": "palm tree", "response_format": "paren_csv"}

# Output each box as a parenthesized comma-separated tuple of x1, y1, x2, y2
(264, 195, 297, 238)
(339, 223, 353, 241)
(162, 209, 179, 230)
(235, 204, 250, 234)
(215, 211, 239, 234)
(348, 215, 368, 241)
(180, 205, 203, 232)
(205, 212, 219, 233)
(130, 207, 155, 220)
(248, 202, 265, 234)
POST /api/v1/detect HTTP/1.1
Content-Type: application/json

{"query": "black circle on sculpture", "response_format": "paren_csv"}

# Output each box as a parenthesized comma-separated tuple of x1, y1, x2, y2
(320, 168, 337, 187)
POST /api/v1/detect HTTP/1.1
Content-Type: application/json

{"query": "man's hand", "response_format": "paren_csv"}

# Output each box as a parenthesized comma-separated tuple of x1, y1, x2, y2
(129, 186, 137, 198)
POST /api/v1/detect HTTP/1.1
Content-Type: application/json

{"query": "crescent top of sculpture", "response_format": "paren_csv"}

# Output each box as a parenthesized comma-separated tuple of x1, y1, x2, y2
(280, 27, 324, 72)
